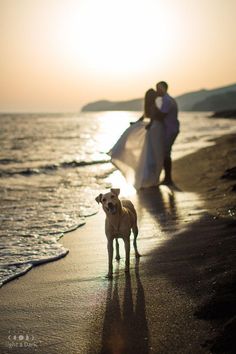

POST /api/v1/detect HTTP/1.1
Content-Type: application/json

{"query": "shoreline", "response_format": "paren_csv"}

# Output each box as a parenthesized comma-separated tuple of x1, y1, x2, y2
(0, 133, 235, 353)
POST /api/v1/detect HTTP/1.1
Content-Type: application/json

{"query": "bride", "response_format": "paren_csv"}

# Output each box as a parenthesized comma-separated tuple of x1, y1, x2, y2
(108, 88, 165, 189)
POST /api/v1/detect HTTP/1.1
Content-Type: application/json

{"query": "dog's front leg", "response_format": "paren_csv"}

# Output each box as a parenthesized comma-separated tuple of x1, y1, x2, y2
(107, 239, 113, 279)
(124, 238, 130, 273)
(115, 238, 121, 260)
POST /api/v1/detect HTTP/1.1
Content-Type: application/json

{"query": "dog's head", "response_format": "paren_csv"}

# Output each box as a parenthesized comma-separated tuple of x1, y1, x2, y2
(95, 188, 120, 215)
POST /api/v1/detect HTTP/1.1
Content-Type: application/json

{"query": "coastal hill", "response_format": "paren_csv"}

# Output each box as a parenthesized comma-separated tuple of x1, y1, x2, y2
(81, 83, 236, 112)
(81, 98, 143, 112)
(193, 91, 236, 111)
(177, 83, 236, 111)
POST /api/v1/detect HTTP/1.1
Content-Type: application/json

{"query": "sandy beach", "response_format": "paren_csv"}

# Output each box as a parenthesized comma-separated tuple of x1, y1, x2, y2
(0, 133, 235, 354)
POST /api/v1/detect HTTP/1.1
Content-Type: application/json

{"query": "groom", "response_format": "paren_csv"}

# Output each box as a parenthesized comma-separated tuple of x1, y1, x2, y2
(154, 81, 180, 185)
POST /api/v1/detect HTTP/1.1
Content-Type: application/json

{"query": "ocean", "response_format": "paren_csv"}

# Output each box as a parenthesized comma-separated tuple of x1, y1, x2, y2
(0, 111, 236, 287)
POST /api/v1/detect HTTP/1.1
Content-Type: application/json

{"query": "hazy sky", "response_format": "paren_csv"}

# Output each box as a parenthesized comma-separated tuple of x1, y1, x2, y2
(1, 0, 236, 112)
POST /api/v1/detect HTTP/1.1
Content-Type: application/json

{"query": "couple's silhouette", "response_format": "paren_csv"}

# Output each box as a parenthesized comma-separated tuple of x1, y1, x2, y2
(109, 81, 179, 189)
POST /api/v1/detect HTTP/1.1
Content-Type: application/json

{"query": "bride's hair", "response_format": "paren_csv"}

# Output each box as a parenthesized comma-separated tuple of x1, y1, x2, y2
(144, 88, 157, 118)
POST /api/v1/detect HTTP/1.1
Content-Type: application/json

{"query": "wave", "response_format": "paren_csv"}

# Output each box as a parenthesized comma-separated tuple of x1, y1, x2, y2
(0, 218, 88, 288)
(0, 158, 111, 177)
(0, 158, 22, 164)
(0, 249, 69, 288)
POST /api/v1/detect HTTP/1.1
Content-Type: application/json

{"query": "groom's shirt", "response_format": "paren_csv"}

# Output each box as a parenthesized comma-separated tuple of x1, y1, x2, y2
(155, 93, 179, 137)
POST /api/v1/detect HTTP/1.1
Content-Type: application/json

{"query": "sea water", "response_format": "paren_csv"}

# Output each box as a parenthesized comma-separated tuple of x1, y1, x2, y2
(0, 111, 236, 286)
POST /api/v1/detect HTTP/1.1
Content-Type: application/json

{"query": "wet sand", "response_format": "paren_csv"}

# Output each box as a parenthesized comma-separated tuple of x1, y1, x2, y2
(0, 134, 235, 354)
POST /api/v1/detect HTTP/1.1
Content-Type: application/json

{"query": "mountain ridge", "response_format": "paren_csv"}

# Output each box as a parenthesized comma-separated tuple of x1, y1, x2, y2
(81, 83, 236, 112)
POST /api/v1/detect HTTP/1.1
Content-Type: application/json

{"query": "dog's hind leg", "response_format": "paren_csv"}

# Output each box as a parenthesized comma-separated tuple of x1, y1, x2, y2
(115, 238, 121, 261)
(124, 238, 130, 273)
(132, 225, 141, 258)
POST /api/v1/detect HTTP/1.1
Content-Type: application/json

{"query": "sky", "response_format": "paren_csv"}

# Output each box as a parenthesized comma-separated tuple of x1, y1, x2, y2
(1, 0, 236, 112)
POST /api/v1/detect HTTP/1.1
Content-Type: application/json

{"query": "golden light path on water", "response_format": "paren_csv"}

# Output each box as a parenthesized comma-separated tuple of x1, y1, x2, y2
(95, 111, 136, 153)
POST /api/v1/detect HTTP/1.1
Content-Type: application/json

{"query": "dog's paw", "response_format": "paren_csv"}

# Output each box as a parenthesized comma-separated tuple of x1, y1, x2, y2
(115, 255, 121, 261)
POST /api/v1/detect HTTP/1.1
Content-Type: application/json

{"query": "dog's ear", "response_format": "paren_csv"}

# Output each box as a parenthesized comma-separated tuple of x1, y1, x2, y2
(111, 188, 120, 196)
(95, 193, 103, 204)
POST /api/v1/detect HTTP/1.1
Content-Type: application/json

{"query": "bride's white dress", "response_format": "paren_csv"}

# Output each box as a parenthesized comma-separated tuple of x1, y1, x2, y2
(108, 119, 164, 189)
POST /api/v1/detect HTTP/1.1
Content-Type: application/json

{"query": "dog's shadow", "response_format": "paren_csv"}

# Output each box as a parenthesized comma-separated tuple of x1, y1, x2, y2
(100, 261, 149, 354)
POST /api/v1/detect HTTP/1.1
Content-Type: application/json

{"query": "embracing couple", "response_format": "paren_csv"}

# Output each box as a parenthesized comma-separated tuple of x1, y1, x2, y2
(109, 81, 180, 189)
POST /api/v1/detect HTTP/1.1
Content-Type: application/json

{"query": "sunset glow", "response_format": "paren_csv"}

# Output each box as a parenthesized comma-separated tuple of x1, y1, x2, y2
(1, 0, 236, 111)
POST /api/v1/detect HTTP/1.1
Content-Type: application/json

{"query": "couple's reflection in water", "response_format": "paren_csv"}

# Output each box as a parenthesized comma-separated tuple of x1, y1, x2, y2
(136, 185, 180, 232)
(101, 260, 149, 354)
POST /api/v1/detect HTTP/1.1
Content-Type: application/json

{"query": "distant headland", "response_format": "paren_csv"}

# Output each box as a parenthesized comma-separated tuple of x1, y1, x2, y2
(81, 83, 236, 112)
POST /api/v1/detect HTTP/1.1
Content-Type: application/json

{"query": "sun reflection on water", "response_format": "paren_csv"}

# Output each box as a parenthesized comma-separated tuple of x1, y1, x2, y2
(95, 111, 141, 154)
(107, 170, 136, 197)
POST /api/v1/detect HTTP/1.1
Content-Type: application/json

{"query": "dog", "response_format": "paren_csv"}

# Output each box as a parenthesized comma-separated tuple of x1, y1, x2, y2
(95, 188, 140, 278)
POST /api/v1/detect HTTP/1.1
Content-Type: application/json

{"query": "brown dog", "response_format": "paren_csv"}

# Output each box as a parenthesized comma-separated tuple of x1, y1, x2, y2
(95, 188, 140, 278)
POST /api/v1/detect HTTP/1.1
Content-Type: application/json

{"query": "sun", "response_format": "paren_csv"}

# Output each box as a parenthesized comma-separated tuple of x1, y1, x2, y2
(51, 0, 178, 78)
